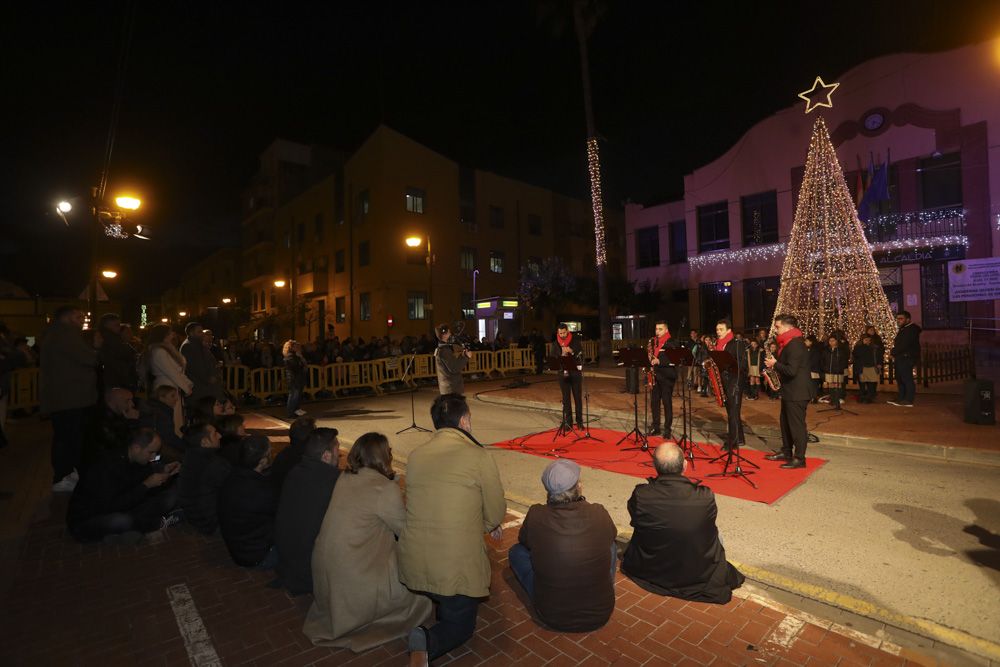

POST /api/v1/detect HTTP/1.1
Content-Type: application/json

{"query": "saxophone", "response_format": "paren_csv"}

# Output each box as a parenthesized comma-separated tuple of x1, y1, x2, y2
(763, 337, 782, 391)
(704, 356, 726, 407)
(646, 337, 656, 388)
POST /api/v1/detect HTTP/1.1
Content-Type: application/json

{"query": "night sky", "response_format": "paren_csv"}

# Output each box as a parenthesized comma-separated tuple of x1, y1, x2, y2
(3, 1, 998, 306)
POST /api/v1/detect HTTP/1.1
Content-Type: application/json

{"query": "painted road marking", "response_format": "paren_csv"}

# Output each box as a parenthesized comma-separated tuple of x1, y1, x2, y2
(765, 615, 805, 648)
(167, 583, 222, 667)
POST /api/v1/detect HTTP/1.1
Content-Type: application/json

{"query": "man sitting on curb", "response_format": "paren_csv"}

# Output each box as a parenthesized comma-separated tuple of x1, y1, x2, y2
(177, 421, 230, 535)
(622, 443, 744, 604)
(218, 434, 278, 569)
(509, 459, 617, 632)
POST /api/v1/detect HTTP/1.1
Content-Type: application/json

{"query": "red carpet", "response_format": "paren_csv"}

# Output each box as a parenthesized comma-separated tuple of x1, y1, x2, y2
(490, 428, 826, 505)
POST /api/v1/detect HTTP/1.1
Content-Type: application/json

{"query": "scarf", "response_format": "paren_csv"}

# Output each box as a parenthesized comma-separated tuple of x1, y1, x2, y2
(652, 332, 671, 358)
(715, 331, 733, 352)
(776, 327, 803, 353)
(557, 332, 573, 348)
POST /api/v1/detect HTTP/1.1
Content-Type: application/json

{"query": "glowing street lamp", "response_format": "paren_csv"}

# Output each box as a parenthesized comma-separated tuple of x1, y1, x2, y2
(178, 311, 187, 317)
(404, 234, 433, 332)
(114, 195, 141, 211)
(405, 236, 422, 248)
(57, 201, 72, 213)
(273, 279, 286, 288)
(161, 317, 169, 323)
(101, 269, 118, 279)
(221, 297, 232, 304)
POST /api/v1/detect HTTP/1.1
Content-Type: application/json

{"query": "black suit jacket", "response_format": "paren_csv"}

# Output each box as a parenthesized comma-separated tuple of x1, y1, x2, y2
(218, 468, 276, 567)
(773, 336, 813, 401)
(720, 338, 748, 389)
(550, 336, 583, 377)
(651, 337, 678, 383)
(275, 459, 340, 595)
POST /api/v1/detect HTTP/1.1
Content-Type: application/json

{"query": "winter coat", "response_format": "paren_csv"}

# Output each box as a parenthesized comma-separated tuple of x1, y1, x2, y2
(98, 332, 138, 392)
(434, 343, 467, 395)
(283, 353, 308, 391)
(772, 336, 813, 402)
(40, 322, 99, 415)
(892, 323, 922, 360)
(650, 337, 678, 384)
(398, 427, 506, 598)
(518, 499, 617, 632)
(822, 346, 849, 375)
(852, 341, 883, 380)
(275, 459, 340, 595)
(218, 467, 275, 567)
(146, 344, 193, 396)
(138, 399, 185, 460)
(180, 338, 222, 401)
(177, 446, 232, 534)
(304, 468, 432, 651)
(66, 452, 152, 530)
(622, 474, 744, 604)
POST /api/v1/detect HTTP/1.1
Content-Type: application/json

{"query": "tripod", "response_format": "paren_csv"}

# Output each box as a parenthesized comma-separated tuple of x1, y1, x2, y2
(817, 379, 858, 415)
(707, 378, 759, 488)
(573, 364, 603, 444)
(396, 352, 431, 435)
(616, 360, 649, 450)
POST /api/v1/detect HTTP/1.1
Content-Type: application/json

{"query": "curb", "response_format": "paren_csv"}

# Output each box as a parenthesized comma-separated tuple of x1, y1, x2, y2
(474, 393, 1000, 468)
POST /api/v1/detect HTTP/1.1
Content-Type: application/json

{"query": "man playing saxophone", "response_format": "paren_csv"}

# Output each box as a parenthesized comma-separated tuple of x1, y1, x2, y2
(714, 319, 748, 452)
(647, 320, 678, 439)
(764, 314, 812, 469)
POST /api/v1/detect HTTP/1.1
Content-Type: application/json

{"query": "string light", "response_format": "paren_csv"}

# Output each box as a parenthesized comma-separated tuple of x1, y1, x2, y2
(586, 137, 607, 267)
(798, 76, 840, 114)
(865, 207, 965, 228)
(772, 116, 898, 349)
(104, 221, 129, 239)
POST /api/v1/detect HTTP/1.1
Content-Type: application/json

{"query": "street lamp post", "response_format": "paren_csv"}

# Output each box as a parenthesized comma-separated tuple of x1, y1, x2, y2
(406, 235, 434, 333)
(87, 190, 141, 317)
(274, 279, 294, 340)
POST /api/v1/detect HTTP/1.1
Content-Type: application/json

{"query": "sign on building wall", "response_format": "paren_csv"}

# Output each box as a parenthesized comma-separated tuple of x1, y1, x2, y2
(948, 258, 1000, 302)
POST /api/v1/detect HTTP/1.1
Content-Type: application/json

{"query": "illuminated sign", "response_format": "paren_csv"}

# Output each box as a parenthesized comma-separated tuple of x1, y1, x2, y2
(501, 300, 518, 308)
(477, 301, 492, 309)
(503, 311, 514, 320)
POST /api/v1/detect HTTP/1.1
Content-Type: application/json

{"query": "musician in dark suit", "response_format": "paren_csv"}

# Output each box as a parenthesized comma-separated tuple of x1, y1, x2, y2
(764, 314, 813, 469)
(551, 323, 583, 428)
(714, 319, 748, 451)
(648, 320, 678, 438)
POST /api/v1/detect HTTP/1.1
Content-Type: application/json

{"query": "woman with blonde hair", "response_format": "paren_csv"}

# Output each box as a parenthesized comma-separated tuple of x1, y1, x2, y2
(140, 324, 193, 434)
(283, 339, 308, 418)
(304, 432, 431, 651)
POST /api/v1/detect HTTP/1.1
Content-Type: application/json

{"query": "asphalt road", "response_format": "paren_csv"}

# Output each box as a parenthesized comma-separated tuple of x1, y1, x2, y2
(270, 380, 1000, 648)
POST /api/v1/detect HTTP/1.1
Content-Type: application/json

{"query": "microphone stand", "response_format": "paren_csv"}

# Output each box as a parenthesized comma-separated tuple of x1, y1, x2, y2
(396, 350, 431, 435)
(573, 356, 603, 444)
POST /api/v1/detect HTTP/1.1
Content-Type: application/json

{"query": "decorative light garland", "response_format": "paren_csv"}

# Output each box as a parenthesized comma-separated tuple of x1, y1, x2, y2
(104, 221, 129, 239)
(586, 137, 607, 267)
(864, 207, 965, 228)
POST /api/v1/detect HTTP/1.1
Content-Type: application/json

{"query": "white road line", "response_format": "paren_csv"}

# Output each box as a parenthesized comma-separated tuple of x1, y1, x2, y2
(167, 584, 222, 667)
(765, 614, 806, 648)
(247, 412, 293, 430)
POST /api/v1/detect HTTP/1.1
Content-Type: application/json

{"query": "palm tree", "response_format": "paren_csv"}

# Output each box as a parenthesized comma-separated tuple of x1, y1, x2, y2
(539, 0, 611, 363)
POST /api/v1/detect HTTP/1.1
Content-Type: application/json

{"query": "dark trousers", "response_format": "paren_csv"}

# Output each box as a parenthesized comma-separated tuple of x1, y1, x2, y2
(286, 384, 304, 416)
(559, 374, 582, 425)
(425, 593, 480, 661)
(508, 542, 617, 600)
(895, 357, 916, 403)
(50, 407, 89, 483)
(723, 377, 745, 446)
(650, 379, 674, 433)
(779, 399, 809, 459)
(859, 382, 878, 402)
(534, 350, 546, 375)
(69, 483, 179, 542)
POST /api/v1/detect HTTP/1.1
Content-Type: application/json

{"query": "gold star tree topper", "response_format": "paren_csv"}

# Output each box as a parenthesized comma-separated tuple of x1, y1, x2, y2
(798, 76, 840, 114)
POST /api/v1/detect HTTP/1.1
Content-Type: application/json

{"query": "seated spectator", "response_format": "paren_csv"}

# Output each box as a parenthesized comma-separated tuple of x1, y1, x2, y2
(217, 413, 248, 465)
(509, 460, 617, 632)
(190, 395, 225, 426)
(275, 427, 341, 595)
(138, 385, 186, 460)
(87, 387, 141, 462)
(270, 416, 316, 494)
(66, 428, 181, 544)
(621, 443, 744, 604)
(177, 422, 231, 535)
(218, 434, 277, 569)
(305, 432, 432, 651)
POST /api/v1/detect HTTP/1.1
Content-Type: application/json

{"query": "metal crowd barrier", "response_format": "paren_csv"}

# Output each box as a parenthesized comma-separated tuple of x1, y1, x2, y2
(494, 347, 534, 376)
(7, 367, 40, 411)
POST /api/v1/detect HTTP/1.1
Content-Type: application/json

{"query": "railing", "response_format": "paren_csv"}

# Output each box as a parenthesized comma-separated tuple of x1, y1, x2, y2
(862, 207, 965, 243)
(7, 367, 39, 411)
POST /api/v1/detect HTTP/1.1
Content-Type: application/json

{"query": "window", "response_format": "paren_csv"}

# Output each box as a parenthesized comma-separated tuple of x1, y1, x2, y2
(359, 241, 370, 267)
(697, 201, 730, 253)
(744, 276, 780, 329)
(699, 282, 733, 332)
(635, 226, 660, 268)
(919, 153, 962, 210)
(461, 292, 474, 319)
(407, 292, 427, 320)
(405, 188, 426, 214)
(360, 292, 371, 321)
(355, 189, 370, 223)
(741, 191, 779, 246)
(314, 214, 324, 242)
(490, 250, 505, 274)
(668, 220, 687, 264)
(920, 262, 966, 328)
(334, 249, 345, 273)
(335, 296, 346, 323)
(460, 246, 477, 271)
(489, 205, 504, 229)
(297, 259, 312, 275)
(527, 214, 542, 236)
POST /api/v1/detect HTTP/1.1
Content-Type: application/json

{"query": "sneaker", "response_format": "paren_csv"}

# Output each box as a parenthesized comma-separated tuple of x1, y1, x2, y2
(52, 476, 77, 493)
(899, 401, 914, 407)
(887, 401, 902, 407)
(159, 509, 184, 531)
(294, 409, 307, 417)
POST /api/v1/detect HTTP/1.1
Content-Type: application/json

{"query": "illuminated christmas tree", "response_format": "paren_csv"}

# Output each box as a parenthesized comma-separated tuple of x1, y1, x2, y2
(772, 116, 897, 350)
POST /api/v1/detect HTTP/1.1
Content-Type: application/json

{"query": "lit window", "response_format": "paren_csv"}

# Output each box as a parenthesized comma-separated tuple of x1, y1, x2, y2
(490, 251, 504, 274)
(405, 188, 426, 214)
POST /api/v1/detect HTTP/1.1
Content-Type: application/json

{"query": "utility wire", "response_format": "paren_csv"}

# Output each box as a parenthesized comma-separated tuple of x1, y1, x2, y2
(97, 1, 137, 201)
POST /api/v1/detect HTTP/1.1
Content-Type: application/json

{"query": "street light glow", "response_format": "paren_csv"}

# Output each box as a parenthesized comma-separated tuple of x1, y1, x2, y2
(221, 297, 232, 304)
(101, 270, 118, 279)
(115, 195, 141, 210)
(57, 201, 72, 213)
(178, 311, 187, 317)
(405, 236, 422, 247)
(161, 317, 169, 323)
(273, 279, 286, 288)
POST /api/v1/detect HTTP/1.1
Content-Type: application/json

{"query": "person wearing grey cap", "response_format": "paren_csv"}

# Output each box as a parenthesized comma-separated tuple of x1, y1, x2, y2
(622, 443, 744, 603)
(508, 459, 618, 632)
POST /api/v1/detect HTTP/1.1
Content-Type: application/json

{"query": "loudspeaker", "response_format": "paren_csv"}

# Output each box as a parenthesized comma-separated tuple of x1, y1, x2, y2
(625, 367, 640, 395)
(963, 379, 995, 425)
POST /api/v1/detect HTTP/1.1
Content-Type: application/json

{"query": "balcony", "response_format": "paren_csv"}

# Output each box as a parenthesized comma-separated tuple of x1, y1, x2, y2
(296, 270, 329, 296)
(862, 207, 965, 243)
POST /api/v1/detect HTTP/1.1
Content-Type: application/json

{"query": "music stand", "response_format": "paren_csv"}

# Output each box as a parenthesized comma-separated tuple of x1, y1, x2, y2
(616, 348, 649, 450)
(573, 356, 603, 444)
(706, 349, 758, 487)
(396, 351, 432, 435)
(662, 347, 704, 466)
(548, 355, 578, 441)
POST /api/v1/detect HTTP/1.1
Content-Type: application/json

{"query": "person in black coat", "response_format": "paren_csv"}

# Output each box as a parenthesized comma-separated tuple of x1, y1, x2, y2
(66, 428, 181, 543)
(270, 416, 316, 495)
(218, 434, 277, 569)
(138, 385, 186, 461)
(274, 427, 341, 595)
(852, 334, 883, 404)
(180, 323, 223, 405)
(821, 335, 850, 409)
(177, 422, 230, 534)
(713, 319, 748, 449)
(97, 313, 138, 392)
(648, 320, 678, 438)
(804, 335, 822, 403)
(765, 315, 814, 468)
(551, 323, 584, 428)
(622, 444, 744, 604)
(890, 311, 921, 407)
